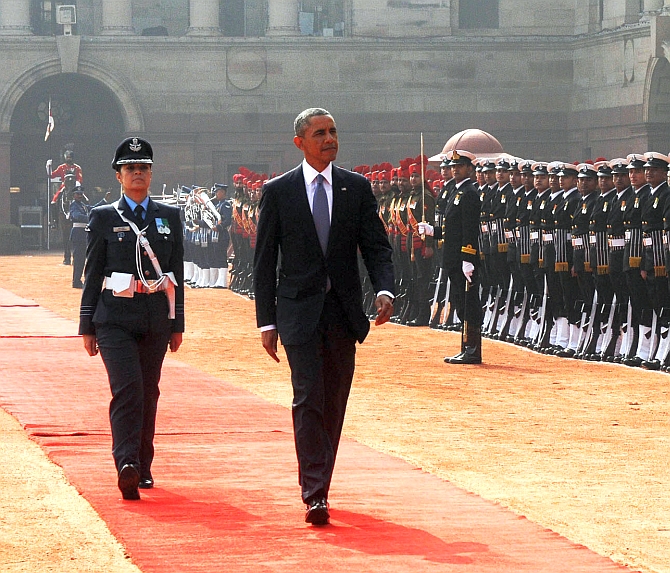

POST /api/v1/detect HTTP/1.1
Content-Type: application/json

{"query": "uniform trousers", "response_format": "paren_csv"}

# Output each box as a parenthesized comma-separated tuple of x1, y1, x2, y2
(283, 291, 356, 503)
(96, 315, 171, 478)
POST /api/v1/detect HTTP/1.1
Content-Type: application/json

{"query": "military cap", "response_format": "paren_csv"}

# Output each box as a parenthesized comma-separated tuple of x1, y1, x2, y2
(557, 163, 579, 177)
(577, 163, 598, 178)
(609, 158, 629, 174)
(480, 159, 496, 172)
(495, 157, 510, 170)
(643, 152, 670, 170)
(595, 161, 613, 177)
(440, 156, 451, 168)
(379, 170, 391, 182)
(519, 160, 534, 174)
(408, 163, 421, 175)
(72, 185, 84, 195)
(447, 149, 476, 166)
(112, 137, 153, 170)
(547, 161, 562, 175)
(626, 154, 646, 169)
(507, 158, 521, 172)
(531, 162, 549, 175)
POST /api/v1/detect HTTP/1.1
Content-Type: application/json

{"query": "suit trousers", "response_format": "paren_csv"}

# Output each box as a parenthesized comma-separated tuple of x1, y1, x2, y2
(283, 291, 356, 503)
(96, 320, 171, 477)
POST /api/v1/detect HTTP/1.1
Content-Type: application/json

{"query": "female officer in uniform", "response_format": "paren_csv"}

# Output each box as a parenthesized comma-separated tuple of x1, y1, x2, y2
(79, 137, 185, 500)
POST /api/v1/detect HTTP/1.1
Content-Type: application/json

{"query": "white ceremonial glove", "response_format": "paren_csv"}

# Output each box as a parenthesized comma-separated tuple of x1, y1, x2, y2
(45, 159, 52, 174)
(462, 261, 474, 282)
(417, 222, 434, 236)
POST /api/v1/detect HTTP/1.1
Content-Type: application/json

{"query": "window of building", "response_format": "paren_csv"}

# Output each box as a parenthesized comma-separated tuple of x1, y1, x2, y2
(459, 0, 499, 30)
(299, 0, 345, 37)
(31, 1, 78, 36)
(221, 0, 266, 37)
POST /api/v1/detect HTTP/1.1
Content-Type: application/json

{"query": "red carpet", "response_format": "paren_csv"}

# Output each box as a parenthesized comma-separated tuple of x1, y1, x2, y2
(0, 287, 637, 572)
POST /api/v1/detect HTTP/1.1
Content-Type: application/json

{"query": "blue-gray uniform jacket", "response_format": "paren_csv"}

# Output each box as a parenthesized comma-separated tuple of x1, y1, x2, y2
(79, 195, 185, 336)
(69, 199, 90, 243)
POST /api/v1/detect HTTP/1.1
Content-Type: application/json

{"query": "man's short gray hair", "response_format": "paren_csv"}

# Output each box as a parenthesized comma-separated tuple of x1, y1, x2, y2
(294, 108, 332, 137)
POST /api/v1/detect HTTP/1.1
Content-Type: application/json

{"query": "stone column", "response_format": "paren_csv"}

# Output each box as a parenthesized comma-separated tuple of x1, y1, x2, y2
(187, 0, 220, 36)
(662, 0, 670, 14)
(100, 0, 134, 35)
(267, 0, 299, 36)
(642, 0, 664, 21)
(0, 0, 32, 35)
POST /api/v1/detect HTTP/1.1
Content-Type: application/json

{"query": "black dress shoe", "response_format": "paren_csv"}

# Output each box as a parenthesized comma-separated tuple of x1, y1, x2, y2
(118, 464, 140, 500)
(138, 477, 154, 489)
(72, 282, 83, 289)
(641, 359, 661, 370)
(407, 318, 429, 327)
(305, 496, 330, 525)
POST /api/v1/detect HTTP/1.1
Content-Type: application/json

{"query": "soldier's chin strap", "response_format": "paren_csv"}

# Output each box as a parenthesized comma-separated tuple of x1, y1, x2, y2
(113, 200, 177, 319)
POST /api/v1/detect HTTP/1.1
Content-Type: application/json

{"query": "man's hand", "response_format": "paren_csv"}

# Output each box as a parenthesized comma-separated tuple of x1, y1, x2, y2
(83, 334, 98, 357)
(261, 329, 280, 363)
(374, 294, 394, 326)
(169, 332, 183, 353)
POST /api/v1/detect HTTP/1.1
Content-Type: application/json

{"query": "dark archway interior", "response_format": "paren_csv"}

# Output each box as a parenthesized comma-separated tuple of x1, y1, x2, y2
(10, 73, 125, 223)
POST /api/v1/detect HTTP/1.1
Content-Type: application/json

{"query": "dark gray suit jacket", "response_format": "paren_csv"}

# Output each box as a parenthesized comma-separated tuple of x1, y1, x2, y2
(253, 164, 394, 345)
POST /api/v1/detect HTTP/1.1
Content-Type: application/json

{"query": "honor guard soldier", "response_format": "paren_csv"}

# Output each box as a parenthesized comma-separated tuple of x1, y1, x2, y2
(406, 160, 435, 326)
(419, 150, 482, 364)
(79, 137, 185, 500)
(211, 184, 232, 288)
(622, 154, 653, 365)
(552, 163, 582, 356)
(584, 161, 617, 360)
(512, 160, 539, 343)
(570, 163, 599, 357)
(605, 158, 633, 362)
(69, 186, 90, 288)
(638, 152, 670, 368)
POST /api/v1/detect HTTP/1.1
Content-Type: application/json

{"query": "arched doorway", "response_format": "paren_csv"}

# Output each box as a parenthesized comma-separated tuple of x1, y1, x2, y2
(9, 73, 125, 232)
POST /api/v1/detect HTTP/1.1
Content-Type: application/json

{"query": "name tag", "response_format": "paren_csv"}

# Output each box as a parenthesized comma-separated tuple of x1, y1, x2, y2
(589, 235, 597, 244)
(572, 237, 583, 247)
(113, 226, 131, 232)
(643, 237, 653, 247)
(625, 230, 631, 240)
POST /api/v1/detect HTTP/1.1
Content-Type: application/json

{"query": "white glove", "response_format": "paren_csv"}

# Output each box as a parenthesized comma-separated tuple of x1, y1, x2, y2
(417, 222, 434, 236)
(46, 159, 52, 174)
(462, 261, 474, 282)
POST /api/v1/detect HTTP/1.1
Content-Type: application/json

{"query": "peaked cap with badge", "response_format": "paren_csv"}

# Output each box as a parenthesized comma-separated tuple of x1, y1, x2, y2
(112, 137, 154, 170)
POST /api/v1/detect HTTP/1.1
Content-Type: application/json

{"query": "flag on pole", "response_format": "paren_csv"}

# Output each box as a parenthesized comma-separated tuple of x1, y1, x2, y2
(44, 99, 54, 142)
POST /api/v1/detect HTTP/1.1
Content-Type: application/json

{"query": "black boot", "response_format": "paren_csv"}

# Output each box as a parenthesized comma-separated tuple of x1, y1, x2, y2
(446, 323, 482, 364)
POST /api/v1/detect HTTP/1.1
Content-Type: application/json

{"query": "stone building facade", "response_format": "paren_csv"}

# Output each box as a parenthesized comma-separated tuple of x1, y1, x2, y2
(1, 0, 670, 226)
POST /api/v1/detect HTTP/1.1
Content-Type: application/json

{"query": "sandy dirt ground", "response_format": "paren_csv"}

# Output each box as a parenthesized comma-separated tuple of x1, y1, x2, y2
(0, 252, 669, 573)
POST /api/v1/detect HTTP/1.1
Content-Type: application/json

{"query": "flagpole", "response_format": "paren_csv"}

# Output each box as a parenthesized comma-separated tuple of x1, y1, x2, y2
(45, 97, 54, 251)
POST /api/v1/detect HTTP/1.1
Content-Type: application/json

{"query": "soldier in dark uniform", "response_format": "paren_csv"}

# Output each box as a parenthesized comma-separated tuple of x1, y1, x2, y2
(584, 161, 617, 360)
(605, 158, 633, 362)
(419, 150, 482, 364)
(212, 184, 232, 288)
(622, 154, 653, 365)
(512, 160, 539, 343)
(478, 160, 497, 330)
(69, 187, 90, 289)
(570, 163, 599, 357)
(638, 152, 670, 368)
(553, 163, 582, 356)
(79, 137, 185, 500)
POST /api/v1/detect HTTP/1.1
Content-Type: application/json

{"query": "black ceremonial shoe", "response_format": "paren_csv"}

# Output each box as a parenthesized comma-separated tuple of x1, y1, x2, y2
(118, 464, 140, 500)
(138, 477, 154, 489)
(305, 496, 330, 525)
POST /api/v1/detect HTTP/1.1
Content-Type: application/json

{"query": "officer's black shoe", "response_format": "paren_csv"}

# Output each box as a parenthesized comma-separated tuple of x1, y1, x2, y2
(641, 359, 661, 370)
(407, 318, 429, 327)
(585, 353, 602, 362)
(447, 348, 482, 364)
(118, 464, 140, 500)
(72, 282, 83, 289)
(623, 356, 643, 367)
(445, 351, 464, 363)
(63, 259, 71, 266)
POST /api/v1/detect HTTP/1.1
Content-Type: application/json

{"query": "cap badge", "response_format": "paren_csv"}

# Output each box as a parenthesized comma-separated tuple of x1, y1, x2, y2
(129, 138, 142, 153)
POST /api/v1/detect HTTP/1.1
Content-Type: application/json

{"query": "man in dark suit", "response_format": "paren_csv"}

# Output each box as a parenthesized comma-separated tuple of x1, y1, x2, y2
(253, 108, 395, 526)
(79, 137, 184, 501)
